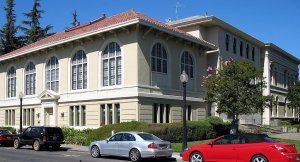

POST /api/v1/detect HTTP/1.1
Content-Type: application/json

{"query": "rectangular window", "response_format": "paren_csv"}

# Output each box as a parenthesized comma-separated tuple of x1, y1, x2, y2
(240, 41, 243, 56)
(252, 47, 255, 61)
(70, 105, 86, 127)
(82, 106, 86, 126)
(23, 109, 27, 126)
(166, 104, 171, 123)
(160, 104, 164, 123)
(108, 104, 113, 124)
(115, 104, 120, 124)
(246, 44, 249, 59)
(233, 38, 236, 54)
(187, 106, 192, 121)
(5, 110, 8, 125)
(153, 104, 158, 123)
(70, 107, 74, 126)
(100, 105, 106, 126)
(76, 106, 80, 126)
(225, 34, 230, 51)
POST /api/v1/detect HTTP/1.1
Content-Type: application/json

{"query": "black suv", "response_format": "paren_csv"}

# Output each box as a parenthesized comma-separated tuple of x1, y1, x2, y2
(13, 126, 64, 151)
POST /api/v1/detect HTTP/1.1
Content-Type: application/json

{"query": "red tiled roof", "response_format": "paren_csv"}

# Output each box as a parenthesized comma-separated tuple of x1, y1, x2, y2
(0, 9, 214, 59)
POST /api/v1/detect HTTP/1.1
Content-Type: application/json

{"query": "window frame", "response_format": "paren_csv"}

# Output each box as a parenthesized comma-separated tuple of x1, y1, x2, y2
(151, 43, 168, 74)
(46, 56, 59, 92)
(25, 62, 36, 95)
(7, 66, 16, 98)
(180, 51, 194, 79)
(71, 50, 88, 91)
(102, 42, 122, 87)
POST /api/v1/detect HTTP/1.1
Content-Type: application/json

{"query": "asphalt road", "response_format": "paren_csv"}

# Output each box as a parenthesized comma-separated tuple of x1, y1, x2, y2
(0, 146, 178, 162)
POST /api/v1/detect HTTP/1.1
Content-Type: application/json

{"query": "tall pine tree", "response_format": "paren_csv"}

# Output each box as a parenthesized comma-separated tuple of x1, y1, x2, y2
(71, 9, 79, 26)
(0, 0, 21, 54)
(20, 0, 53, 44)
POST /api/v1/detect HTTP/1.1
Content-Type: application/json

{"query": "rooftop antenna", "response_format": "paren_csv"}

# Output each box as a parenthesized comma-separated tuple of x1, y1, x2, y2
(176, 0, 181, 20)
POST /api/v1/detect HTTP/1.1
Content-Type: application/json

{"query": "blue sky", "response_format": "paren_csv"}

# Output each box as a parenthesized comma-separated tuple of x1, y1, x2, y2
(0, 0, 300, 59)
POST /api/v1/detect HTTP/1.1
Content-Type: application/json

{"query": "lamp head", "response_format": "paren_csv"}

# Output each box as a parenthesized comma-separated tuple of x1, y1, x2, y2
(180, 70, 189, 83)
(19, 92, 24, 99)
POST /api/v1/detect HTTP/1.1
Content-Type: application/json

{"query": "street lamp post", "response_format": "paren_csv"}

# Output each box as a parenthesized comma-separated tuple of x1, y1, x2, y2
(19, 92, 24, 133)
(180, 70, 188, 152)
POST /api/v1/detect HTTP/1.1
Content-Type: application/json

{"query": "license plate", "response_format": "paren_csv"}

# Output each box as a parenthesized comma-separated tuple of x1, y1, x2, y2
(6, 136, 11, 139)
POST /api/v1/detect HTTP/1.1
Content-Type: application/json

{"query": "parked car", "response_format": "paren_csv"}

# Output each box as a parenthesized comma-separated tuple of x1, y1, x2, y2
(0, 129, 14, 146)
(89, 132, 172, 162)
(182, 133, 300, 162)
(13, 126, 64, 151)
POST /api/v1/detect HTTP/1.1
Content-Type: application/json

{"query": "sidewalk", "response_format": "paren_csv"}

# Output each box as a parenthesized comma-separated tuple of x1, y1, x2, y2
(61, 144, 182, 161)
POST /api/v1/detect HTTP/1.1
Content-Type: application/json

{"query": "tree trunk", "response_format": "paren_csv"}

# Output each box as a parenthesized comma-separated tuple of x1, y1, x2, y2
(230, 114, 239, 134)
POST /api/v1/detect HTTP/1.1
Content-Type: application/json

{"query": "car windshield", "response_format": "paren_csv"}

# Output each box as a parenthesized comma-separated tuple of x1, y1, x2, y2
(0, 130, 11, 134)
(244, 134, 276, 143)
(138, 133, 161, 141)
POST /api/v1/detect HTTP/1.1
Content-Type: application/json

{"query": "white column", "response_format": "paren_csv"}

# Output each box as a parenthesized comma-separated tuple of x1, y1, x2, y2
(53, 103, 57, 126)
(263, 50, 271, 125)
(41, 106, 45, 126)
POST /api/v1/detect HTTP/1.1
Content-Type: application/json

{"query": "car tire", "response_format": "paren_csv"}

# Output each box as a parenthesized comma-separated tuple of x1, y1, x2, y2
(129, 148, 141, 162)
(91, 145, 101, 158)
(251, 155, 268, 162)
(33, 140, 41, 151)
(189, 151, 204, 162)
(14, 139, 20, 149)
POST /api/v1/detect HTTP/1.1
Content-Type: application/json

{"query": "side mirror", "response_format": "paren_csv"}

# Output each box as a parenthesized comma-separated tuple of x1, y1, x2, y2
(208, 142, 213, 147)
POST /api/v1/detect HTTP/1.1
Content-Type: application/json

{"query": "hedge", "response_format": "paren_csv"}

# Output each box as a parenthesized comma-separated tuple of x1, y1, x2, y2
(62, 117, 231, 145)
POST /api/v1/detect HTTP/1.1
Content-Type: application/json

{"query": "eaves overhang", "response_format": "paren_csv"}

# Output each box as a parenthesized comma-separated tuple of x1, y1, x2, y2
(265, 43, 300, 64)
(0, 18, 216, 63)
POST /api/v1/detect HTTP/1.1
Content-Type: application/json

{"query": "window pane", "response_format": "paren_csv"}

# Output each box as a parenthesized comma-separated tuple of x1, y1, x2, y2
(157, 59, 161, 72)
(151, 58, 156, 71)
(163, 60, 167, 73)
(116, 57, 122, 85)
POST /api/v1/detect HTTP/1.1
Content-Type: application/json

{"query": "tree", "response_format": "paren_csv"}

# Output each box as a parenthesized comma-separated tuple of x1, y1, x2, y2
(71, 9, 79, 26)
(20, 0, 53, 44)
(203, 59, 271, 132)
(286, 81, 300, 122)
(0, 0, 21, 54)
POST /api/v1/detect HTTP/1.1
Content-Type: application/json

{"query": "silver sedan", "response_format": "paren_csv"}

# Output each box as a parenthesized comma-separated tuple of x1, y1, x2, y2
(89, 132, 173, 162)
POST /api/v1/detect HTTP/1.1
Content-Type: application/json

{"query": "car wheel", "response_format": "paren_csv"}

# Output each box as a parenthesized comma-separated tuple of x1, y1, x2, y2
(129, 148, 141, 162)
(91, 145, 101, 158)
(14, 139, 20, 149)
(251, 155, 268, 162)
(189, 151, 204, 162)
(33, 140, 41, 151)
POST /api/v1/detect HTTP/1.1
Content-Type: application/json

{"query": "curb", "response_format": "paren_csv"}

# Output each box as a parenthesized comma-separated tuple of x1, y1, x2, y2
(62, 144, 182, 160)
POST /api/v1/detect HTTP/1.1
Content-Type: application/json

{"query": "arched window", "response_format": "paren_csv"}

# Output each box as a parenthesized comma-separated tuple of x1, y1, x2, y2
(25, 62, 36, 95)
(7, 67, 16, 97)
(46, 56, 59, 92)
(102, 42, 122, 86)
(181, 51, 194, 79)
(71, 50, 87, 90)
(151, 43, 167, 73)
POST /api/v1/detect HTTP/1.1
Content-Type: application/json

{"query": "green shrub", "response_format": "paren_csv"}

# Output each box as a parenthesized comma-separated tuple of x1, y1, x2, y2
(292, 124, 300, 132)
(0, 127, 16, 134)
(205, 116, 230, 136)
(64, 119, 231, 145)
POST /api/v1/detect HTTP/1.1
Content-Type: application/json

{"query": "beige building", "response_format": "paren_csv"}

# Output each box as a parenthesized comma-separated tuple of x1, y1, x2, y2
(0, 10, 299, 130)
(0, 10, 216, 130)
(169, 16, 300, 125)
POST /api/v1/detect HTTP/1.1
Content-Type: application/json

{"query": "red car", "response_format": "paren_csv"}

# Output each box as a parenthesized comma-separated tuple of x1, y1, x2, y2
(0, 129, 14, 146)
(182, 134, 300, 162)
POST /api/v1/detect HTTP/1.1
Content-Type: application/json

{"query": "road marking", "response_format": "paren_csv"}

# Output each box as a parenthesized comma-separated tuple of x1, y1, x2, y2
(62, 154, 80, 157)
(5, 148, 14, 150)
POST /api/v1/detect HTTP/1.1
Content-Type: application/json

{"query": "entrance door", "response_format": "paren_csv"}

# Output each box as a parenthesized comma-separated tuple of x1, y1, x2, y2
(44, 108, 54, 126)
(49, 114, 54, 126)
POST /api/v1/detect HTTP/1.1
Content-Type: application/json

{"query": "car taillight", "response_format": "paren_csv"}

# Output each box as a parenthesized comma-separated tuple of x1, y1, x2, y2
(43, 135, 47, 142)
(148, 142, 158, 149)
(271, 145, 288, 153)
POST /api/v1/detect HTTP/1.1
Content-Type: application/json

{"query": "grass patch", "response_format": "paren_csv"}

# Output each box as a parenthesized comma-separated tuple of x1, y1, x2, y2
(171, 138, 300, 153)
